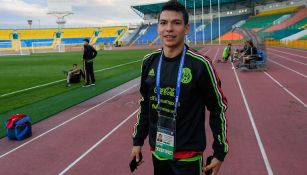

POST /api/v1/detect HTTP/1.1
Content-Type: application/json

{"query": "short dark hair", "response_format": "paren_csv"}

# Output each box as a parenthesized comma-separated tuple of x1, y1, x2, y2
(248, 40, 254, 47)
(158, 0, 189, 25)
(83, 38, 89, 43)
(73, 64, 77, 66)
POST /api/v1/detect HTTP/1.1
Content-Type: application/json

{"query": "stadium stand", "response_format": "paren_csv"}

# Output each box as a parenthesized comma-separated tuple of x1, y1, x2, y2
(96, 26, 127, 45)
(134, 23, 158, 45)
(281, 28, 307, 41)
(264, 7, 306, 32)
(96, 37, 117, 44)
(262, 18, 307, 39)
(192, 14, 249, 43)
(61, 28, 94, 44)
(0, 30, 13, 40)
(255, 5, 304, 16)
(153, 14, 249, 45)
(0, 26, 127, 49)
(129, 24, 149, 46)
(21, 39, 54, 47)
(0, 40, 12, 48)
(187, 22, 203, 42)
(130, 0, 252, 45)
(241, 12, 294, 31)
(13, 29, 56, 48)
(300, 35, 307, 40)
(219, 31, 244, 41)
(18, 29, 56, 39)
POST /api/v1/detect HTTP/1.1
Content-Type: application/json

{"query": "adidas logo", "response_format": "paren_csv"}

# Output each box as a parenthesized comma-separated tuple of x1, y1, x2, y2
(148, 68, 155, 76)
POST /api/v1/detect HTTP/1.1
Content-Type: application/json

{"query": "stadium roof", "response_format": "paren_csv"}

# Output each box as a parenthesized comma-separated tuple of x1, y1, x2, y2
(131, 0, 247, 15)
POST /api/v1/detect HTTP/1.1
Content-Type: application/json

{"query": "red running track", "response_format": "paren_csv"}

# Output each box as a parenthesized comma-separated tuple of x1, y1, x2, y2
(0, 46, 306, 175)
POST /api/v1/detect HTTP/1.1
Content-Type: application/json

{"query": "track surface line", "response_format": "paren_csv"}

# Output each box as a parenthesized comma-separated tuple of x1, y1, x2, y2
(267, 48, 307, 59)
(264, 71, 307, 108)
(59, 109, 139, 175)
(212, 48, 220, 63)
(268, 47, 307, 53)
(0, 83, 139, 159)
(232, 63, 274, 175)
(268, 59, 307, 78)
(268, 52, 307, 66)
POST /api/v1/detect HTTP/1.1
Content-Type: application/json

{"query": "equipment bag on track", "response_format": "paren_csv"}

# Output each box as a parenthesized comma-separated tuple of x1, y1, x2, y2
(5, 114, 32, 141)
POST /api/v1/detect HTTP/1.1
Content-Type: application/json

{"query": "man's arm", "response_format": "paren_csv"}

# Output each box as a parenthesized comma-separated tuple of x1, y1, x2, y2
(132, 61, 150, 146)
(70, 68, 80, 74)
(199, 58, 228, 174)
(131, 60, 150, 162)
(91, 46, 97, 59)
(204, 60, 228, 161)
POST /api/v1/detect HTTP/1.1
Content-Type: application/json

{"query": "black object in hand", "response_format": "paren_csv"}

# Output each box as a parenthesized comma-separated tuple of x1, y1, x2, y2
(206, 156, 214, 175)
(129, 153, 143, 172)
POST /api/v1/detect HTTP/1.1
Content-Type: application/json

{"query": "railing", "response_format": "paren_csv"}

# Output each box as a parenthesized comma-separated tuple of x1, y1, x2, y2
(265, 39, 307, 50)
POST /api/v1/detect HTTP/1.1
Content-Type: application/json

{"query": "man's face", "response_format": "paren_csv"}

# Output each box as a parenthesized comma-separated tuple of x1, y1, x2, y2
(83, 41, 88, 45)
(158, 10, 189, 48)
(73, 65, 77, 69)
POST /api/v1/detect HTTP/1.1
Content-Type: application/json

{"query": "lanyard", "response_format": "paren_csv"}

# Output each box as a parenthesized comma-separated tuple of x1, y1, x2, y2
(156, 46, 186, 118)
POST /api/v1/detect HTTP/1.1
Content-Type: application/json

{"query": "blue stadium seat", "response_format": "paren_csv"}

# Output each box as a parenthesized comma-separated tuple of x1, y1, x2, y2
(135, 24, 158, 45)
(96, 37, 117, 44)
(139, 14, 249, 45)
(20, 39, 54, 47)
(0, 40, 12, 48)
(190, 14, 249, 42)
(61, 38, 90, 44)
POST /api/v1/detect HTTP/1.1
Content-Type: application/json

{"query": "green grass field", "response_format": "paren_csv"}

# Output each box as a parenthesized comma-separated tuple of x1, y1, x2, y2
(0, 49, 152, 138)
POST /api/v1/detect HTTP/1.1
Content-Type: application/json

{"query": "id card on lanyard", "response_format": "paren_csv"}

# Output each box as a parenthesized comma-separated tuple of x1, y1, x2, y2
(155, 46, 186, 160)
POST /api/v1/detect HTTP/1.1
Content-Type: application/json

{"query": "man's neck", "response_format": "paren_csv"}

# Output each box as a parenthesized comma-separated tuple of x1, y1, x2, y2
(163, 43, 185, 58)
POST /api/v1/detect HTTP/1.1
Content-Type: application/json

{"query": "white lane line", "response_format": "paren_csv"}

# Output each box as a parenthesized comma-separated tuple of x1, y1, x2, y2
(268, 52, 307, 66)
(59, 109, 139, 175)
(267, 48, 307, 59)
(204, 48, 211, 55)
(0, 60, 142, 98)
(0, 83, 139, 159)
(264, 72, 307, 108)
(269, 46, 307, 53)
(212, 48, 220, 63)
(201, 47, 211, 55)
(268, 59, 307, 78)
(231, 63, 274, 175)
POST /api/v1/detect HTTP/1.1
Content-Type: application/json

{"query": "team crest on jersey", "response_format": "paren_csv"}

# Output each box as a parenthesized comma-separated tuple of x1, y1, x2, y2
(181, 67, 192, 84)
(148, 68, 155, 76)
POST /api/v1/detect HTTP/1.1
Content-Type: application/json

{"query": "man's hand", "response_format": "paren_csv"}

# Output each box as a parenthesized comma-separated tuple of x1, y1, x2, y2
(131, 146, 143, 165)
(203, 157, 222, 175)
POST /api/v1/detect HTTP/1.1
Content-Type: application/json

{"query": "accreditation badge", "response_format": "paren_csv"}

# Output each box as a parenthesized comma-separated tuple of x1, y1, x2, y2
(155, 115, 176, 160)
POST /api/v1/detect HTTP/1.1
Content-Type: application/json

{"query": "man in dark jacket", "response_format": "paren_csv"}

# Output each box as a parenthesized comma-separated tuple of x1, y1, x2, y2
(83, 39, 97, 87)
(131, 1, 228, 175)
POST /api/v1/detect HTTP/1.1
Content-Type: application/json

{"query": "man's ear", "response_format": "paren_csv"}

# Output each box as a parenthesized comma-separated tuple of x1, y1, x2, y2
(185, 23, 190, 35)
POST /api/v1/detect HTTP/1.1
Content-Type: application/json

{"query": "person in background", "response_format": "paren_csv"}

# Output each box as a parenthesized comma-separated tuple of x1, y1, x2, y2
(82, 39, 97, 87)
(219, 43, 231, 63)
(64, 64, 83, 87)
(242, 40, 258, 64)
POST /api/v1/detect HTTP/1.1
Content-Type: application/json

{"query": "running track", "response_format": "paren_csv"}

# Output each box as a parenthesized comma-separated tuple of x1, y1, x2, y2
(0, 46, 306, 175)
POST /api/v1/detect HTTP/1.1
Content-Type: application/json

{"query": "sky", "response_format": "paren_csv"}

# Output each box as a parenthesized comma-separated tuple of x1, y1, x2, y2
(0, 0, 166, 28)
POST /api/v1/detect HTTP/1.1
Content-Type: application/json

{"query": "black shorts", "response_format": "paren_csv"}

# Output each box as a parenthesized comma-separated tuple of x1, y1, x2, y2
(152, 154, 203, 175)
(70, 74, 81, 83)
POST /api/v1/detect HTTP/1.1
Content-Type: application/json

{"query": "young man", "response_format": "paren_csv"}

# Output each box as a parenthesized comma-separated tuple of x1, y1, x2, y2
(82, 39, 97, 87)
(131, 1, 228, 175)
(64, 64, 83, 87)
(242, 40, 258, 64)
(222, 43, 232, 63)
